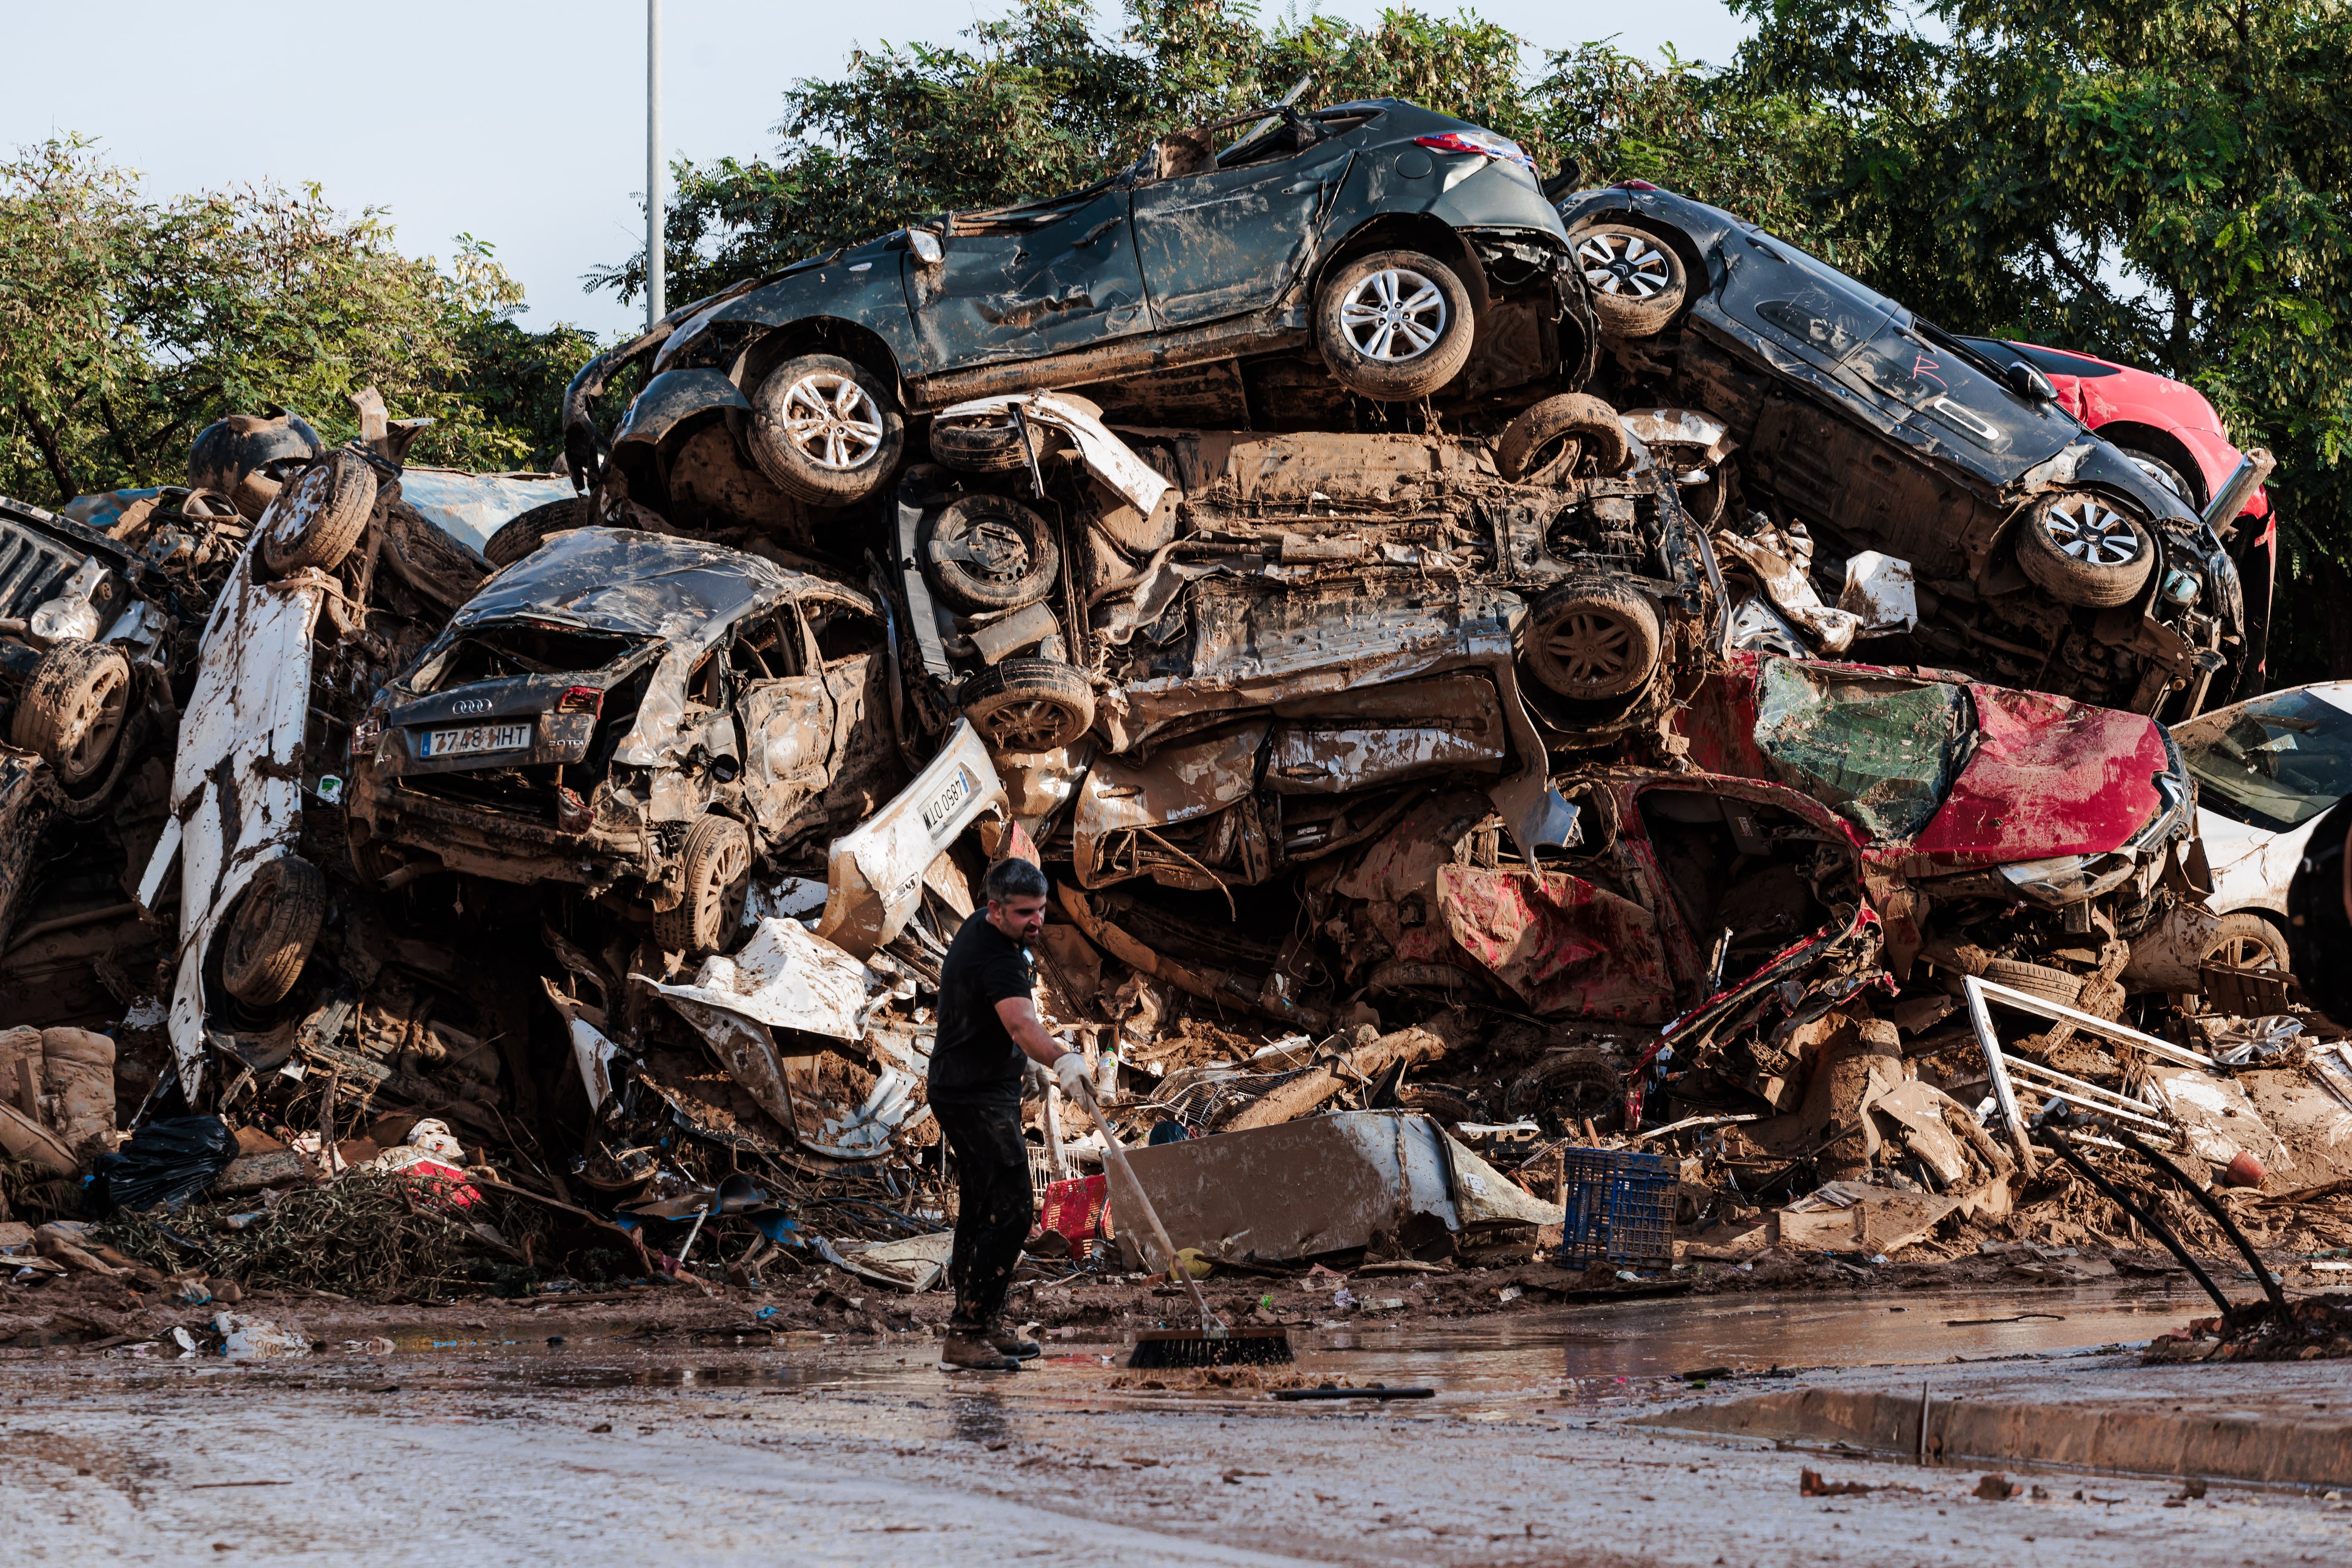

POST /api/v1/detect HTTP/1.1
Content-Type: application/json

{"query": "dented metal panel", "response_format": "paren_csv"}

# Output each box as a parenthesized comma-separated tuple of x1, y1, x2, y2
(1434, 864, 1679, 1022)
(818, 719, 1007, 957)
(1914, 684, 2171, 864)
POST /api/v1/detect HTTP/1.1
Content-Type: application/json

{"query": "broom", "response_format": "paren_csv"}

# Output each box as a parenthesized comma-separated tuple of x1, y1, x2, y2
(1064, 1075, 1292, 1368)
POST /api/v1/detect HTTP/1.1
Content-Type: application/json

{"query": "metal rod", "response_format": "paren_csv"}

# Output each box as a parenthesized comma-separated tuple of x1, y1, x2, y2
(2111, 1124, 2289, 1320)
(2037, 1122, 2233, 1315)
(646, 0, 665, 328)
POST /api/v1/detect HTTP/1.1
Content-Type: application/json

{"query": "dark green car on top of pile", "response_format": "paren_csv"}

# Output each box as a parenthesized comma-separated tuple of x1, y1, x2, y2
(560, 99, 1583, 525)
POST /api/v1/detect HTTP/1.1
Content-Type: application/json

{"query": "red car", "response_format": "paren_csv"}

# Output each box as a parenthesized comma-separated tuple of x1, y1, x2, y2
(1322, 654, 2192, 1041)
(1960, 334, 2277, 693)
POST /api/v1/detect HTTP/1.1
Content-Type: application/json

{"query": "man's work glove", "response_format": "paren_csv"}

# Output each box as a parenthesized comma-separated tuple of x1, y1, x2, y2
(1053, 1051, 1091, 1102)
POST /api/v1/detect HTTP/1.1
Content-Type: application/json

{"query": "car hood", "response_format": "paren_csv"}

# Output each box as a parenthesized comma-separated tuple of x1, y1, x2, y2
(1912, 685, 2174, 864)
(454, 526, 794, 646)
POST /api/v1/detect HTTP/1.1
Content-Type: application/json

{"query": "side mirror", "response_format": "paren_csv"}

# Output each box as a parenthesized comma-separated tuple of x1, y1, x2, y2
(2006, 360, 2058, 402)
(906, 228, 943, 264)
(1541, 159, 1584, 202)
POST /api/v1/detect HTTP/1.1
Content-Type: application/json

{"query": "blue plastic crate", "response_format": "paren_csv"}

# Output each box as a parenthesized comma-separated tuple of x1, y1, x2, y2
(1555, 1146, 1675, 1269)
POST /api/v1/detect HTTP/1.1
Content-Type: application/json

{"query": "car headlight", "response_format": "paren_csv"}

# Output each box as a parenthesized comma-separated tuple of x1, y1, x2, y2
(1997, 853, 2137, 909)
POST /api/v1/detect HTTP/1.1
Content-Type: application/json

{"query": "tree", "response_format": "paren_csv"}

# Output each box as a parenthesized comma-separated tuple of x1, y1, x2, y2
(0, 138, 592, 505)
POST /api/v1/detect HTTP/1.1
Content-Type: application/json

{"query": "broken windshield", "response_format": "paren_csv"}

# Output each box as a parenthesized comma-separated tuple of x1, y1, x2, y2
(2175, 686, 2352, 832)
(1752, 659, 1973, 841)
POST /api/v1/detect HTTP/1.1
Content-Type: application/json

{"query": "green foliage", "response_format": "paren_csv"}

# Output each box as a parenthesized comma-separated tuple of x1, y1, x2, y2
(0, 139, 593, 505)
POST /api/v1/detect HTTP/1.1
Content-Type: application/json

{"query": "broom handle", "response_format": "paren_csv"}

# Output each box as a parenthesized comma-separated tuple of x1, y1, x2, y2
(1065, 1075, 1220, 1332)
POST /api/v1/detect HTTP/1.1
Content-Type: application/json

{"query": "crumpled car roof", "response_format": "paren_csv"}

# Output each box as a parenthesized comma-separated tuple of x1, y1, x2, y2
(454, 526, 793, 641)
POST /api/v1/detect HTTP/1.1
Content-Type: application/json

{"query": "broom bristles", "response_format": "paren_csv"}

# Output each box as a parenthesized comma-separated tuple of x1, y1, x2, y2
(1127, 1324, 1295, 1368)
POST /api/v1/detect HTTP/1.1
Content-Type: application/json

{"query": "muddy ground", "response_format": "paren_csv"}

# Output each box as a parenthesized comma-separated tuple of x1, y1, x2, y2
(6, 1280, 2350, 1567)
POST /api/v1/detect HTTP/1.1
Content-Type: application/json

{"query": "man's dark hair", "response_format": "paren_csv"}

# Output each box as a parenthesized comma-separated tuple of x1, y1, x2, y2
(985, 856, 1049, 904)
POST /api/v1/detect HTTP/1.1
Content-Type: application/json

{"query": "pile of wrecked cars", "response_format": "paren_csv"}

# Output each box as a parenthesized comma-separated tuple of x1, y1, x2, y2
(3, 97, 2347, 1335)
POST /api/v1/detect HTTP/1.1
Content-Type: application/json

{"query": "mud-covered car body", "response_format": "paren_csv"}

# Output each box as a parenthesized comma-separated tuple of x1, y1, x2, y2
(1557, 184, 2244, 717)
(346, 529, 901, 906)
(2175, 681, 2352, 931)
(565, 100, 1581, 527)
(0, 494, 196, 822)
(1327, 653, 2193, 1028)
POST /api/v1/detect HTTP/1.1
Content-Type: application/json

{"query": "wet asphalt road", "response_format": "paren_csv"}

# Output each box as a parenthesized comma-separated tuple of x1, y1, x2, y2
(7, 1287, 2349, 1566)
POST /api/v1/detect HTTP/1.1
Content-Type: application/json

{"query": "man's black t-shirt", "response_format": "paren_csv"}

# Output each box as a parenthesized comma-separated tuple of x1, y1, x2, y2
(928, 910, 1036, 1108)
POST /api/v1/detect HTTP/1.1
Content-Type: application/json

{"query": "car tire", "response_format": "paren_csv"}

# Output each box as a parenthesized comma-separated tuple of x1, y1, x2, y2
(921, 494, 1061, 612)
(11, 640, 133, 788)
(654, 815, 753, 956)
(1313, 249, 1477, 402)
(2203, 911, 2290, 972)
(746, 353, 905, 506)
(2014, 490, 2155, 609)
(1524, 579, 1662, 700)
(261, 450, 377, 575)
(2113, 446, 2202, 510)
(961, 659, 1096, 753)
(1495, 393, 1632, 482)
(221, 855, 328, 1007)
(1572, 223, 1688, 338)
(485, 497, 593, 568)
(1979, 956, 2083, 1009)
(929, 395, 1099, 473)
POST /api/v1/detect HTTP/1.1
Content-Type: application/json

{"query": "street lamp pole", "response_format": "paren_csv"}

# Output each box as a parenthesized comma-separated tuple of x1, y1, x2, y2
(647, 0, 665, 329)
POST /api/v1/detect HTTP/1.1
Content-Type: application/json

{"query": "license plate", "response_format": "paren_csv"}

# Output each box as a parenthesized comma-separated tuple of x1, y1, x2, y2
(418, 722, 532, 759)
(920, 766, 973, 835)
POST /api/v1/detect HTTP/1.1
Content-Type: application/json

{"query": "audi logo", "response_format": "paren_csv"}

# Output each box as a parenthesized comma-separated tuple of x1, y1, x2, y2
(450, 698, 494, 716)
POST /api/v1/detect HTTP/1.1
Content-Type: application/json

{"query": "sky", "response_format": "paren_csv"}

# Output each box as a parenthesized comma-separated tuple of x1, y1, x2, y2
(2, 2, 1753, 340)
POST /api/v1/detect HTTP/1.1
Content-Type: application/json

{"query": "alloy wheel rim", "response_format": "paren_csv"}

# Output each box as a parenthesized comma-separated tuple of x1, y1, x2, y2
(1576, 231, 1674, 299)
(1542, 610, 1635, 686)
(1340, 268, 1446, 362)
(988, 699, 1073, 751)
(779, 373, 885, 470)
(64, 664, 128, 778)
(2043, 495, 2142, 565)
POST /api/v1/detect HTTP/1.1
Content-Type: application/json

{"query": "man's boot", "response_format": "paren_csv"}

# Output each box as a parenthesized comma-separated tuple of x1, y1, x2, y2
(990, 1320, 1041, 1361)
(938, 1327, 1019, 1372)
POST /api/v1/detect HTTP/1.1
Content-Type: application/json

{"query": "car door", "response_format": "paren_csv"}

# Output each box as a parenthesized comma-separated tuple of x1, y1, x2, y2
(905, 187, 1151, 369)
(732, 604, 838, 833)
(1129, 144, 1353, 327)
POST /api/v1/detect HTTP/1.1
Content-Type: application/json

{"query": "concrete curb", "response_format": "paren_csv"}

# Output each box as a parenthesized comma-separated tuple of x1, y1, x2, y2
(1633, 1384, 2352, 1489)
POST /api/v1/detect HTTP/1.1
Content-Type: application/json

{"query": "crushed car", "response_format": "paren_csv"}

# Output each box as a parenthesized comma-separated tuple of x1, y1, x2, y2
(345, 527, 906, 954)
(1556, 181, 2251, 717)
(559, 98, 1586, 525)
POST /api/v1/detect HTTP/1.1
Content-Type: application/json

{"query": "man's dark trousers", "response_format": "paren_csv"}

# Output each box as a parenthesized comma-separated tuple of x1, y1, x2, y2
(935, 1100, 1033, 1329)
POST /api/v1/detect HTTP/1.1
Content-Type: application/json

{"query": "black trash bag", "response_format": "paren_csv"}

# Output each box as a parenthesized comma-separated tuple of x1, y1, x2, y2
(84, 1117, 239, 1216)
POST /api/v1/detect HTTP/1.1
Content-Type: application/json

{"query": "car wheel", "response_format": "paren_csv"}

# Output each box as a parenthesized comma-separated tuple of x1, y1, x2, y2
(1573, 223, 1687, 338)
(921, 494, 1061, 612)
(746, 353, 906, 505)
(221, 856, 328, 1007)
(2014, 490, 2155, 608)
(961, 659, 1095, 753)
(1312, 249, 1477, 402)
(654, 815, 753, 955)
(261, 450, 377, 575)
(1979, 956, 2083, 1009)
(11, 641, 132, 788)
(1524, 579, 1661, 699)
(929, 395, 1098, 473)
(485, 496, 593, 568)
(2203, 911, 2289, 972)
(1494, 393, 1631, 482)
(2113, 446, 2201, 510)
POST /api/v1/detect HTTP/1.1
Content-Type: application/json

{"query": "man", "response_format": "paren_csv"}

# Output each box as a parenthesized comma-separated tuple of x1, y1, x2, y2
(928, 855, 1092, 1371)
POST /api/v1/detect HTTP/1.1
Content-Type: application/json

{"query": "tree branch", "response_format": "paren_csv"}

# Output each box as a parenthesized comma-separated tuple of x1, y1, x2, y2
(19, 409, 79, 502)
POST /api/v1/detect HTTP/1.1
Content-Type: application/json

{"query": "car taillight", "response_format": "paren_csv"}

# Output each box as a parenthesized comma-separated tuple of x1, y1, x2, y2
(557, 686, 602, 717)
(1413, 130, 1535, 170)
